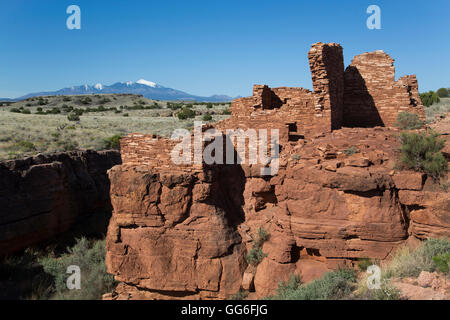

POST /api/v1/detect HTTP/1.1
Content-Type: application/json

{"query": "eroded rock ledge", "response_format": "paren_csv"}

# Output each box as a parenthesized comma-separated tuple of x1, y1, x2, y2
(0, 150, 121, 256)
(106, 126, 449, 299)
(105, 42, 448, 299)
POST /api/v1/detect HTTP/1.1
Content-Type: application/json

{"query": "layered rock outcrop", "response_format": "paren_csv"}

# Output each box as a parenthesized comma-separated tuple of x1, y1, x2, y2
(105, 43, 447, 299)
(0, 150, 121, 256)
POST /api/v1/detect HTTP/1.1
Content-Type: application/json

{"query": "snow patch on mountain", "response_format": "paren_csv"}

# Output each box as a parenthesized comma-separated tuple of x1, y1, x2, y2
(136, 79, 156, 88)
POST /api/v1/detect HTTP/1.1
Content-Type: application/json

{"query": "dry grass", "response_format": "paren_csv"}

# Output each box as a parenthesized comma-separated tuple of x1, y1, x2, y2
(0, 94, 230, 160)
(426, 97, 450, 123)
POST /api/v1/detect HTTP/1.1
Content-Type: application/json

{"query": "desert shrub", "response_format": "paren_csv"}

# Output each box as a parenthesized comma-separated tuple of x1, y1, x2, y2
(395, 112, 424, 130)
(245, 246, 266, 267)
(385, 238, 450, 278)
(62, 105, 74, 112)
(73, 108, 84, 116)
(357, 258, 375, 271)
(270, 274, 302, 300)
(103, 135, 122, 150)
(56, 140, 79, 151)
(398, 131, 447, 180)
(67, 114, 80, 121)
(62, 96, 71, 102)
(38, 97, 48, 106)
(420, 91, 440, 107)
(245, 228, 269, 267)
(21, 109, 31, 114)
(10, 108, 21, 113)
(48, 107, 61, 114)
(432, 253, 450, 273)
(123, 113, 129, 117)
(206, 103, 213, 109)
(291, 154, 300, 160)
(168, 102, 183, 110)
(37, 107, 43, 112)
(222, 108, 231, 115)
(177, 107, 196, 120)
(437, 88, 449, 98)
(15, 140, 36, 152)
(39, 238, 115, 300)
(202, 114, 213, 121)
(230, 289, 249, 300)
(256, 228, 269, 244)
(268, 269, 356, 300)
(343, 146, 359, 155)
(79, 97, 92, 105)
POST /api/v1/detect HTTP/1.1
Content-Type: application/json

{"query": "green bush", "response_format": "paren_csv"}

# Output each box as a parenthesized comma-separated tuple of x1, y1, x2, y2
(432, 253, 450, 273)
(123, 113, 129, 117)
(39, 238, 115, 300)
(223, 108, 231, 115)
(62, 96, 71, 102)
(21, 109, 31, 114)
(202, 114, 213, 121)
(436, 88, 449, 98)
(206, 103, 213, 109)
(420, 91, 440, 107)
(398, 131, 447, 180)
(103, 135, 122, 150)
(79, 97, 92, 105)
(268, 269, 356, 300)
(343, 146, 359, 156)
(395, 112, 424, 130)
(270, 274, 302, 299)
(168, 102, 183, 110)
(10, 108, 21, 113)
(245, 228, 270, 267)
(15, 140, 36, 152)
(177, 107, 196, 120)
(48, 107, 61, 114)
(230, 289, 249, 300)
(357, 258, 375, 271)
(67, 113, 80, 121)
(245, 246, 266, 267)
(38, 97, 48, 106)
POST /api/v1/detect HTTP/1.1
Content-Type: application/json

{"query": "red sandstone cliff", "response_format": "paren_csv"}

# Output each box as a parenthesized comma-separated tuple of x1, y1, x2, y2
(0, 150, 121, 256)
(104, 43, 448, 299)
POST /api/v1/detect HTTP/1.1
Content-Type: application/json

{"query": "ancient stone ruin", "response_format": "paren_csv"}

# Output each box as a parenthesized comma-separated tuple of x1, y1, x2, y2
(105, 43, 448, 300)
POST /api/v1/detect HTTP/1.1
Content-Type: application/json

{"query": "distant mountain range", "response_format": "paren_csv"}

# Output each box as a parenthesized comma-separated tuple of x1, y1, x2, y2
(7, 79, 237, 102)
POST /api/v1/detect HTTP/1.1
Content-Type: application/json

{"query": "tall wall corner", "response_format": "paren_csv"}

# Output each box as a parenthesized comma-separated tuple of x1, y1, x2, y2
(308, 42, 345, 130)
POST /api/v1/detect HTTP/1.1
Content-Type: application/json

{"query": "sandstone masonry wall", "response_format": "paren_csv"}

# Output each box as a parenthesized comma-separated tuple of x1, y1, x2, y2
(343, 51, 425, 127)
(308, 42, 345, 130)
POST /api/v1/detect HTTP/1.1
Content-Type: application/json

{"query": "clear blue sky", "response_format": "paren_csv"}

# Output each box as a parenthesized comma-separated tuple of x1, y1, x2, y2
(0, 0, 449, 98)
